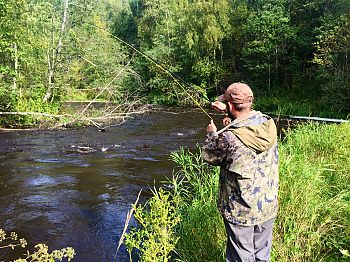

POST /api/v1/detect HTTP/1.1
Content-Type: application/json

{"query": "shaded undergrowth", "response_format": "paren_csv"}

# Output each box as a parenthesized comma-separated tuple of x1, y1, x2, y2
(255, 95, 349, 120)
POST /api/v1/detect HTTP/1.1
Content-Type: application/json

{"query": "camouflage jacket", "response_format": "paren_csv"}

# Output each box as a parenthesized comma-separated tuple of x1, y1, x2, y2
(202, 111, 279, 226)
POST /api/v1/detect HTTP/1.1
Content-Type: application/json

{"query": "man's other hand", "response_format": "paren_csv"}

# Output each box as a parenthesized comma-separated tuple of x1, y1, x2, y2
(207, 120, 217, 133)
(211, 101, 226, 112)
(223, 117, 232, 126)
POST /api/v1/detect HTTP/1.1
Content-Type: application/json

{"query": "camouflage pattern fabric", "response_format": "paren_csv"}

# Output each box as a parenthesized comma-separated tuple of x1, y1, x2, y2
(202, 111, 279, 226)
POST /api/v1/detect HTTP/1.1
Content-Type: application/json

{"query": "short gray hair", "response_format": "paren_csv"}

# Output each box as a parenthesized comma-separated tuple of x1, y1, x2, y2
(233, 102, 252, 112)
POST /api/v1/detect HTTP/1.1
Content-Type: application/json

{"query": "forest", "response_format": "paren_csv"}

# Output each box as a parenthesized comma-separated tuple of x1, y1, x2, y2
(0, 0, 349, 126)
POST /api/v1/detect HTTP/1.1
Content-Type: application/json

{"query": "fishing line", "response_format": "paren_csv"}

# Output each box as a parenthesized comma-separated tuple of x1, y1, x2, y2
(87, 23, 213, 120)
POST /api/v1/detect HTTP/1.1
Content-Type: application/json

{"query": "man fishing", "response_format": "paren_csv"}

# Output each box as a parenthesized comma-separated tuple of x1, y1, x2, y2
(202, 82, 279, 262)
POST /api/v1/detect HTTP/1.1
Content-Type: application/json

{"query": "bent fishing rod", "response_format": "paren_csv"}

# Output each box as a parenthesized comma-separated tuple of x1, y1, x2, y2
(86, 23, 213, 120)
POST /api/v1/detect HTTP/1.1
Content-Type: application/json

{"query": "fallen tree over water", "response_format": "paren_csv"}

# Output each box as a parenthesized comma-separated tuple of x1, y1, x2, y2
(0, 102, 150, 130)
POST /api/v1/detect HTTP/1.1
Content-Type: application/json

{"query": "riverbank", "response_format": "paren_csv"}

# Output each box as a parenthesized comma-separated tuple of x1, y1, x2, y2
(124, 122, 350, 261)
(1, 90, 349, 129)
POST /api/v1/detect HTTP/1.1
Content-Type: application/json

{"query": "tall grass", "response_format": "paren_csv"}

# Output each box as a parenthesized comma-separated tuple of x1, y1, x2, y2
(169, 148, 226, 262)
(125, 123, 350, 262)
(255, 95, 350, 119)
(273, 123, 350, 261)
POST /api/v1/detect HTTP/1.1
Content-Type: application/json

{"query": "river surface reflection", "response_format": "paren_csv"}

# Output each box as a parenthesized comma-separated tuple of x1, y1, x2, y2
(0, 107, 224, 261)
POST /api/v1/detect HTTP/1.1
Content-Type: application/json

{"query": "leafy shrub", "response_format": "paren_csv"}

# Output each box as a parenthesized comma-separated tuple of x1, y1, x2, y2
(0, 86, 20, 126)
(125, 188, 180, 262)
(0, 228, 75, 262)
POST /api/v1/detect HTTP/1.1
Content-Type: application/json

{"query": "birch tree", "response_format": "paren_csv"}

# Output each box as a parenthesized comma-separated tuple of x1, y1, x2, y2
(43, 0, 69, 102)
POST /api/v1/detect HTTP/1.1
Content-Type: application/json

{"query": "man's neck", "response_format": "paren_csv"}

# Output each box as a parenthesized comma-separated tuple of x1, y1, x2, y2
(233, 110, 252, 120)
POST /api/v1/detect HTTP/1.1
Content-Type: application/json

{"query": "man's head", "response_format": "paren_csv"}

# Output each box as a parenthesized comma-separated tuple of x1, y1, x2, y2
(218, 82, 254, 105)
(219, 82, 254, 118)
(211, 82, 254, 113)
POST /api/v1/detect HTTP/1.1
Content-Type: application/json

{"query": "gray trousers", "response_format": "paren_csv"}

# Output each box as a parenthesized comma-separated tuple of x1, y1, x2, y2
(224, 218, 275, 262)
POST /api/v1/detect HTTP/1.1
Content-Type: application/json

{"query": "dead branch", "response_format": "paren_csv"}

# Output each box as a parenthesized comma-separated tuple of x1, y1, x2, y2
(80, 56, 97, 67)
(79, 57, 134, 115)
(113, 189, 143, 262)
(0, 111, 71, 118)
(50, 106, 149, 129)
(107, 98, 141, 116)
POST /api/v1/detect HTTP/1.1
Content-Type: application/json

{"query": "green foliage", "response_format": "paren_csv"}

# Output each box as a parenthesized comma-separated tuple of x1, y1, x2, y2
(64, 12, 132, 102)
(175, 0, 231, 58)
(0, 0, 137, 127)
(125, 148, 225, 262)
(170, 148, 226, 261)
(125, 188, 180, 262)
(0, 84, 61, 127)
(1, 0, 350, 126)
(112, 1, 138, 43)
(130, 0, 232, 104)
(242, 0, 295, 89)
(0, 86, 19, 126)
(17, 96, 60, 116)
(254, 94, 349, 119)
(126, 124, 350, 261)
(0, 87, 17, 112)
(0, 0, 27, 76)
(273, 123, 350, 261)
(122, 0, 349, 113)
(313, 14, 350, 112)
(0, 228, 75, 261)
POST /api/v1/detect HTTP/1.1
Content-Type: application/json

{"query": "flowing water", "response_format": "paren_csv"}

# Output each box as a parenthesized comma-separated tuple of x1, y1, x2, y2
(0, 108, 291, 261)
(0, 108, 222, 261)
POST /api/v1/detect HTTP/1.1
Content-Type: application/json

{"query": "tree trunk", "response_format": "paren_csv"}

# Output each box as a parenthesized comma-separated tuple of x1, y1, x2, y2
(268, 64, 271, 92)
(12, 40, 18, 91)
(43, 0, 69, 102)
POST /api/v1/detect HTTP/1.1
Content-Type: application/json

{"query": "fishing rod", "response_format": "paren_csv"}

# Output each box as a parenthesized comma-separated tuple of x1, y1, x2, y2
(268, 113, 350, 123)
(87, 23, 213, 120)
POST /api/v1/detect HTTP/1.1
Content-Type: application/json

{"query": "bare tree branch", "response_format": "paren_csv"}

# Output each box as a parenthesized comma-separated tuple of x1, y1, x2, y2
(113, 189, 143, 262)
(0, 112, 70, 118)
(79, 57, 134, 115)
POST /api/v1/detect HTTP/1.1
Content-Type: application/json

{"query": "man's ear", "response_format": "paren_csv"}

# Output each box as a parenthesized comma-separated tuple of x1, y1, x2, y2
(227, 101, 233, 111)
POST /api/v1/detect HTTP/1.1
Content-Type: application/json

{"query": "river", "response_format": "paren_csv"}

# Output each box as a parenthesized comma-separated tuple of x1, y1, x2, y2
(0, 107, 294, 261)
(0, 107, 226, 261)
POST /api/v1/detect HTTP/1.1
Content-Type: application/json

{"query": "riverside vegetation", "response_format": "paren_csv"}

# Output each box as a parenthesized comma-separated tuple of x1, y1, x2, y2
(125, 123, 350, 262)
(0, 228, 75, 262)
(1, 0, 349, 127)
